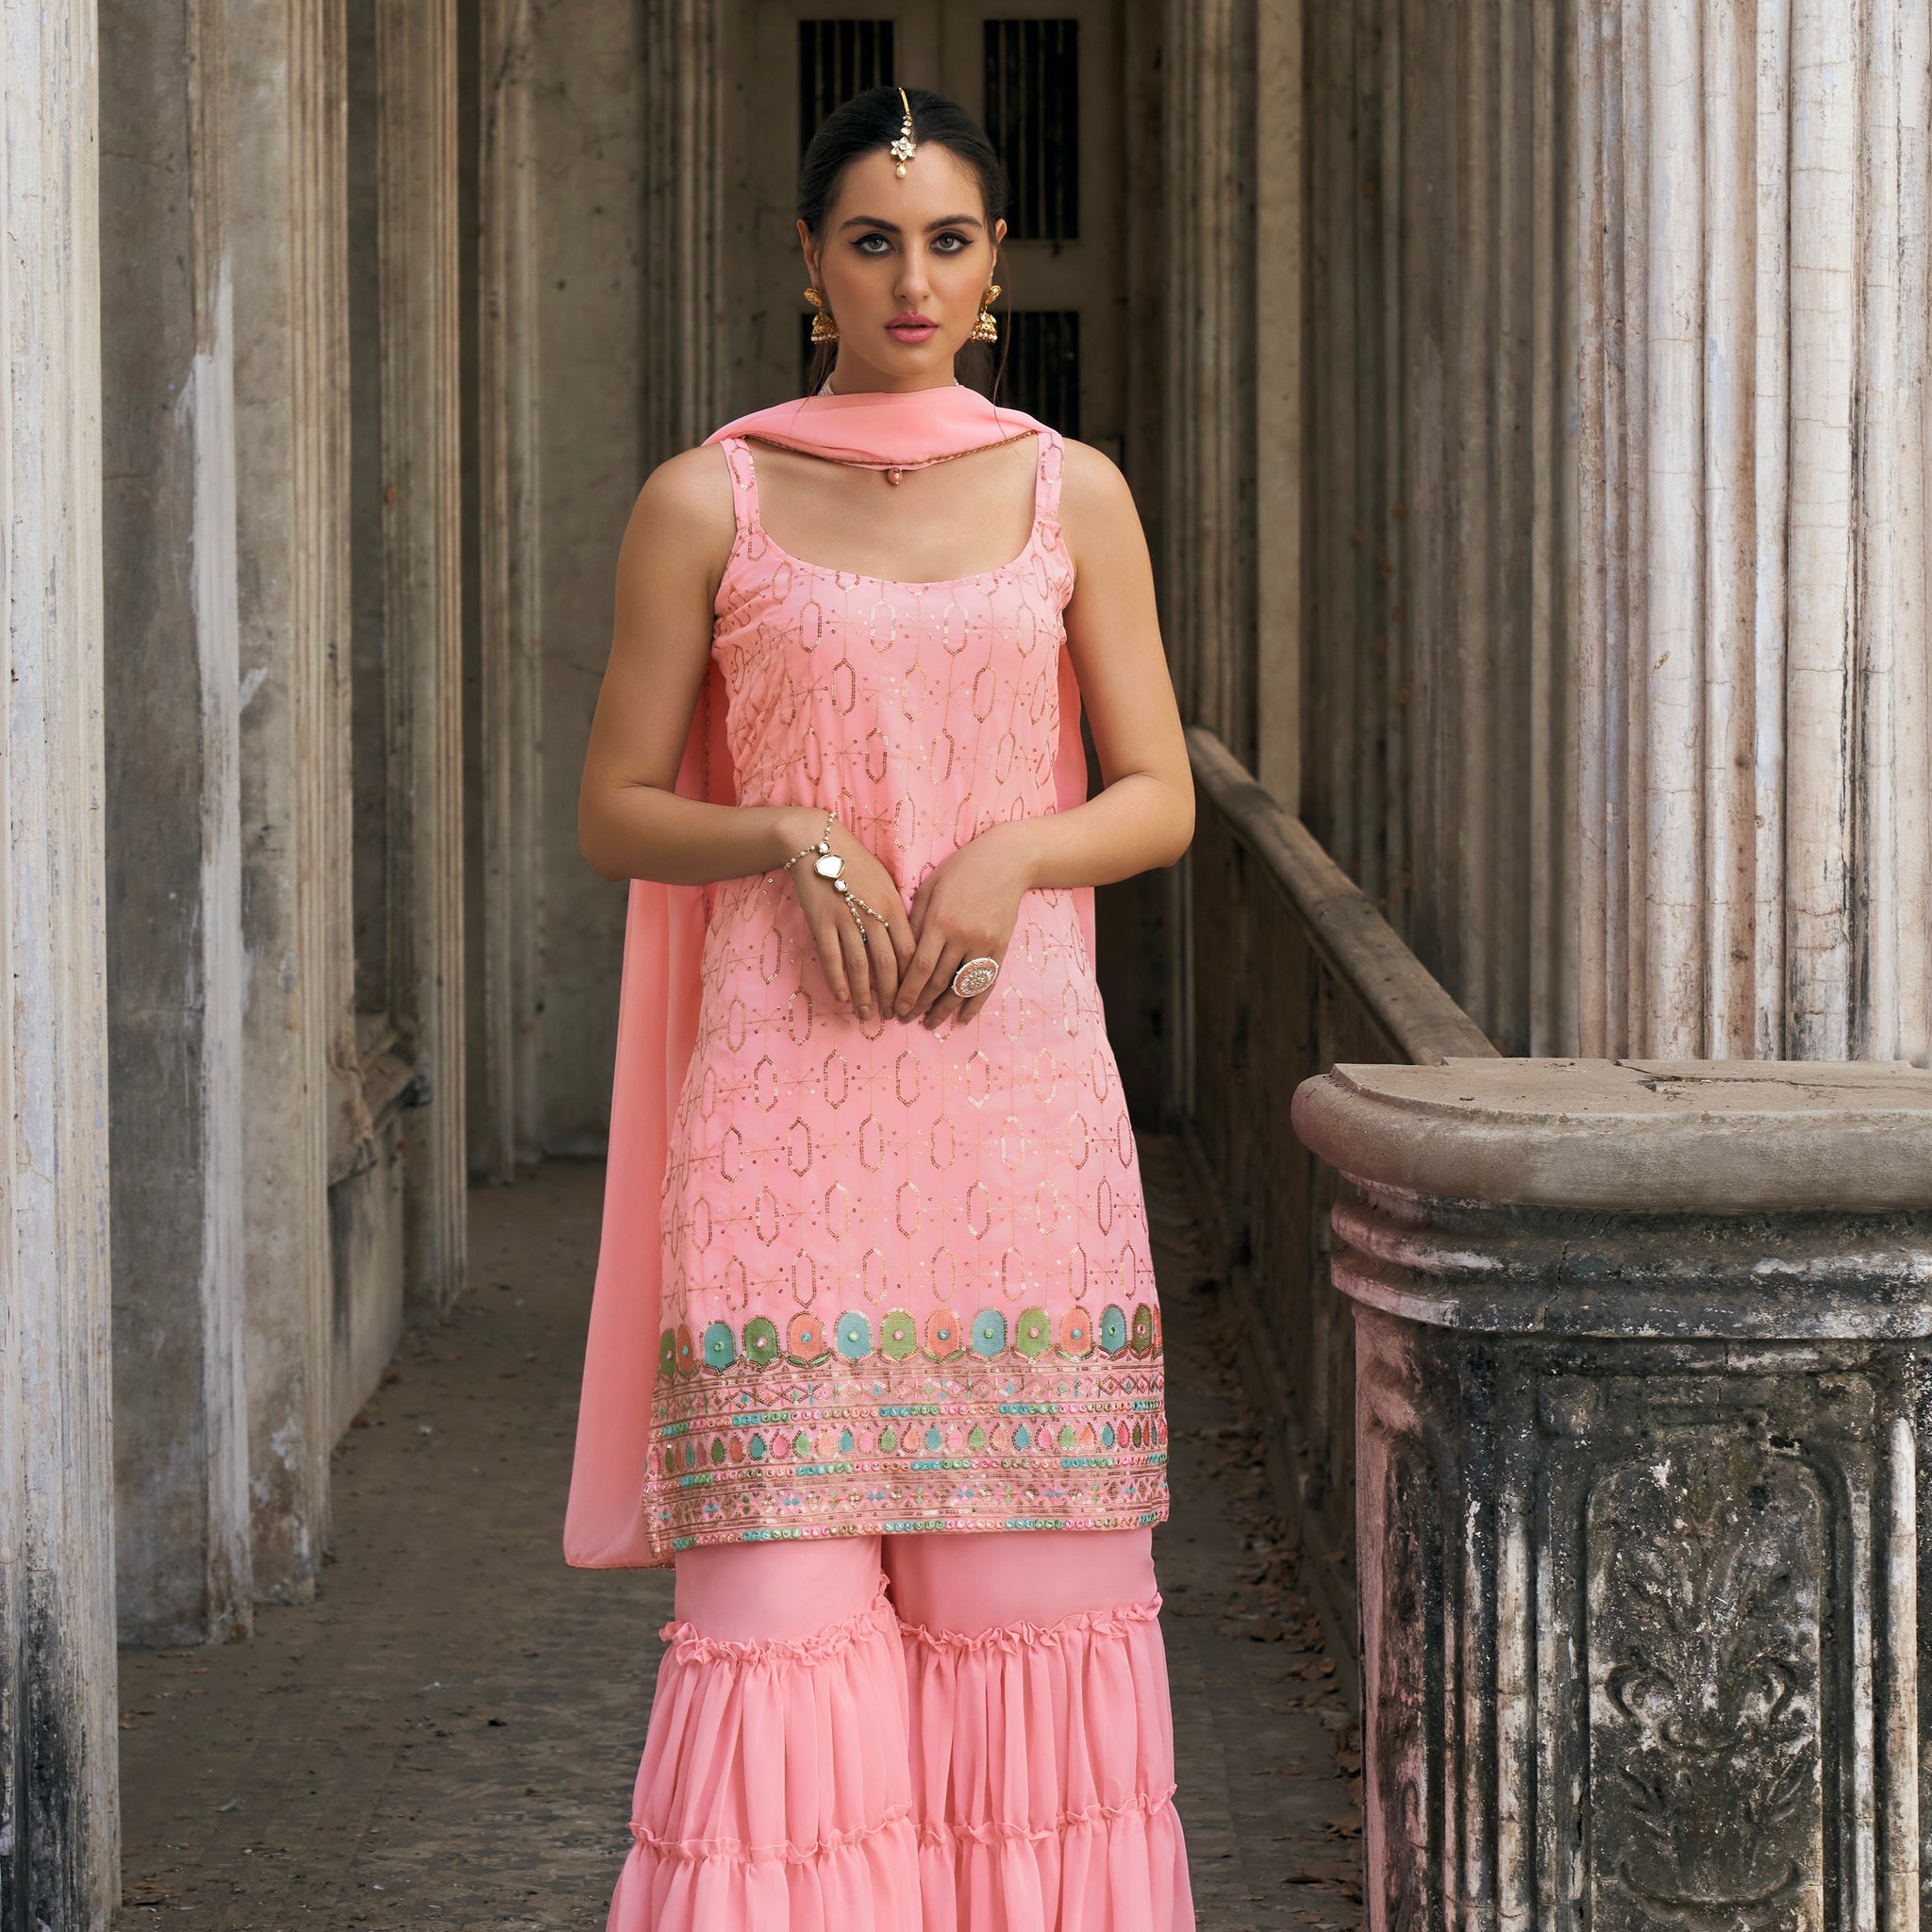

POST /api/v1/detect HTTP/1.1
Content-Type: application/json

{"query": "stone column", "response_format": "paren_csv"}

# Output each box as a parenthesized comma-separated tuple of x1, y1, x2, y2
(375, 0, 466, 1313)
(1160, 0, 1257, 1124)
(1161, 0, 1254, 765)
(0, 3, 119, 1922)
(468, 0, 543, 1184)
(1286, 0, 1578, 1057)
(1293, 1058, 1932, 1924)
(526, 0, 646, 1152)
(99, 0, 253, 1647)
(641, 0, 726, 468)
(1252, 0, 1304, 811)
(1579, 0, 1932, 1064)
(226, 0, 353, 1597)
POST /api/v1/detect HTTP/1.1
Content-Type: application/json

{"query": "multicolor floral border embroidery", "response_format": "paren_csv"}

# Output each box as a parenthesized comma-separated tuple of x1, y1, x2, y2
(658, 1300, 1163, 1380)
(642, 1300, 1170, 1556)
(652, 1398, 1167, 1479)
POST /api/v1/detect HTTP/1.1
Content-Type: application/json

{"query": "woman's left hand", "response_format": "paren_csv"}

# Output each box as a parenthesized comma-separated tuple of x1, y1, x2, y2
(894, 824, 1032, 1029)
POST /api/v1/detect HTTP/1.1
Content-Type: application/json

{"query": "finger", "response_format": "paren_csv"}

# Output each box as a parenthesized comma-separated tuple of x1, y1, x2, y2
(920, 942, 972, 1028)
(887, 905, 917, 971)
(894, 926, 949, 1018)
(905, 937, 964, 1022)
(837, 908, 875, 1017)
(932, 941, 1004, 1029)
(809, 909, 852, 1005)
(788, 867, 849, 1003)
(862, 909, 902, 1010)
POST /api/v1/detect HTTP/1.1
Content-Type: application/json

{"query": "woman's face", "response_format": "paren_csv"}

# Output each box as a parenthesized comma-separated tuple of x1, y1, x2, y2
(799, 143, 1006, 391)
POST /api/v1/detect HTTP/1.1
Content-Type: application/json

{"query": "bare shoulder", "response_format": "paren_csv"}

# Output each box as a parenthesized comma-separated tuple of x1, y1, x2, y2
(1058, 436, 1139, 524)
(1056, 437, 1148, 564)
(622, 442, 736, 567)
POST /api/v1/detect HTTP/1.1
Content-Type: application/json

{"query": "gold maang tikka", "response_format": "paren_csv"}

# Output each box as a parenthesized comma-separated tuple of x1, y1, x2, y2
(890, 87, 917, 176)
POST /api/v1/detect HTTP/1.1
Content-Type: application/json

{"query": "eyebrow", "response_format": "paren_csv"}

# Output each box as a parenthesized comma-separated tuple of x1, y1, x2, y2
(839, 213, 984, 233)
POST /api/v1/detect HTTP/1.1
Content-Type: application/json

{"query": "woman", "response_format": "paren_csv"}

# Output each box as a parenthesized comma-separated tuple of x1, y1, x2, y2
(568, 84, 1196, 1932)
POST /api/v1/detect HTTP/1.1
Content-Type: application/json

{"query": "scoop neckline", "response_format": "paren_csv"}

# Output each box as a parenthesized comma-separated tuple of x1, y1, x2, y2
(730, 432, 1051, 592)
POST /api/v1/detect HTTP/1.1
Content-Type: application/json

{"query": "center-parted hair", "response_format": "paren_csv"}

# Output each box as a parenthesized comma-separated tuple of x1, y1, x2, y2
(798, 86, 1009, 397)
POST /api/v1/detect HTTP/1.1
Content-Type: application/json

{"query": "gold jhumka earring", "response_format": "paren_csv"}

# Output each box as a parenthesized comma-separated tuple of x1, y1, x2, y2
(890, 87, 918, 175)
(970, 282, 1002, 344)
(803, 285, 838, 344)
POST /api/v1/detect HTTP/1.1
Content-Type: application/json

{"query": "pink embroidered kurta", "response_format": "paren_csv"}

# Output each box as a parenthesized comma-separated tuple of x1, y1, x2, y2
(639, 426, 1167, 1554)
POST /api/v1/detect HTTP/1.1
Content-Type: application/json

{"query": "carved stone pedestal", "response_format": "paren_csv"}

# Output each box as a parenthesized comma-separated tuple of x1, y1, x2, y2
(1291, 1059, 1932, 1929)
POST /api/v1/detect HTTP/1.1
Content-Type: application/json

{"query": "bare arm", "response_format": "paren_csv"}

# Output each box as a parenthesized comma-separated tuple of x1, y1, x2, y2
(575, 444, 916, 1018)
(1007, 441, 1194, 888)
(576, 445, 816, 884)
(895, 441, 1194, 1025)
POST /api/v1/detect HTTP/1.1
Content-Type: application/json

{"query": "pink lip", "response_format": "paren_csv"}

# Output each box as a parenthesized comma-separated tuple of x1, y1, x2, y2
(886, 314, 939, 339)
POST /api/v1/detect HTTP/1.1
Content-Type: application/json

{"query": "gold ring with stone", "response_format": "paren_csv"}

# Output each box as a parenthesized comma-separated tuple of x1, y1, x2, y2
(950, 956, 1000, 999)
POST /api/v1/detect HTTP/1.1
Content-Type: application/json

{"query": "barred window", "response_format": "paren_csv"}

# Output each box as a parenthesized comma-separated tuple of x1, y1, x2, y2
(1001, 310, 1080, 438)
(799, 21, 895, 151)
(982, 20, 1079, 242)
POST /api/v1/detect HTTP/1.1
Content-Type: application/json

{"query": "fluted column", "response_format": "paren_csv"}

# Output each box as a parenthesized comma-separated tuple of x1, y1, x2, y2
(525, 0, 646, 1151)
(1239, 0, 1579, 1058)
(0, 2, 119, 1922)
(470, 0, 543, 1184)
(641, 0, 726, 468)
(1578, 0, 1932, 1063)
(98, 0, 253, 1646)
(1162, 0, 1254, 763)
(226, 0, 352, 1596)
(1253, 0, 1305, 810)
(376, 0, 466, 1312)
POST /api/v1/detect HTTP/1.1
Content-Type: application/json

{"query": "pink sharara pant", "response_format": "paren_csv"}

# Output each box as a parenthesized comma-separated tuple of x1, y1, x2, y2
(605, 1528, 1195, 1932)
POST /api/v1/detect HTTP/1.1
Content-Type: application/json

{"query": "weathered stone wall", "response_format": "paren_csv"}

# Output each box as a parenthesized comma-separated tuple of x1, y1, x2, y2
(327, 1107, 408, 1443)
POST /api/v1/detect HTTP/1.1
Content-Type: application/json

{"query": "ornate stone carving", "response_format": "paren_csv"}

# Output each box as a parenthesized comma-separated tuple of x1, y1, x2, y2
(1586, 1441, 1824, 1929)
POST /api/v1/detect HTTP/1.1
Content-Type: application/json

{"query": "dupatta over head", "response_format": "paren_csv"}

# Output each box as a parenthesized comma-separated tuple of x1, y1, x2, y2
(564, 385, 1096, 1566)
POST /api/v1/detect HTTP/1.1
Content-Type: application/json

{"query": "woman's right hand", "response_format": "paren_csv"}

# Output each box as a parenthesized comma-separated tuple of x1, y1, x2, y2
(779, 809, 916, 1022)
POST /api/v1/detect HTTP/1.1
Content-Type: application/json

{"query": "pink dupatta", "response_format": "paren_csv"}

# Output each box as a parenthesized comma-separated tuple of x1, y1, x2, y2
(563, 386, 1095, 1566)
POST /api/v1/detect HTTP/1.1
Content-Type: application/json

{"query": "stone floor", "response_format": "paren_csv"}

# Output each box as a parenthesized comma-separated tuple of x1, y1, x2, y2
(115, 1144, 1362, 1930)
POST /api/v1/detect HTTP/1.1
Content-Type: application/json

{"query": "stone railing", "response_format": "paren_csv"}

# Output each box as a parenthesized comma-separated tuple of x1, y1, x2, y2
(1180, 726, 1496, 1705)
(1292, 1058, 1932, 1924)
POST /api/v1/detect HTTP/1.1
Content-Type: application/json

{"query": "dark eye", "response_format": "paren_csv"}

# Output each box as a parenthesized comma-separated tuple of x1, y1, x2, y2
(853, 232, 891, 255)
(931, 232, 969, 253)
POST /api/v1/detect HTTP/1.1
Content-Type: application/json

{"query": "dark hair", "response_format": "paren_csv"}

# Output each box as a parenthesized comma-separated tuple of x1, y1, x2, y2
(798, 86, 1008, 397)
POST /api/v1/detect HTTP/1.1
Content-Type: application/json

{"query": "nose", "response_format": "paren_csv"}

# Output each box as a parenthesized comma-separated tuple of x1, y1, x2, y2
(894, 248, 933, 307)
